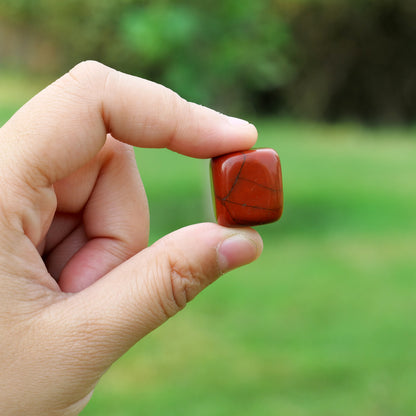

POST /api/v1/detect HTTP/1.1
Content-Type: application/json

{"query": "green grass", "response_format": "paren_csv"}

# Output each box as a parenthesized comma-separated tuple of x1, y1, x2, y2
(90, 121, 416, 416)
(0, 70, 52, 122)
(1, 75, 416, 415)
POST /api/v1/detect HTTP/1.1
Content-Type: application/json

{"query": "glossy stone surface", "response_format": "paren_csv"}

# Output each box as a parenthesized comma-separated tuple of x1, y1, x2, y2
(211, 148, 283, 227)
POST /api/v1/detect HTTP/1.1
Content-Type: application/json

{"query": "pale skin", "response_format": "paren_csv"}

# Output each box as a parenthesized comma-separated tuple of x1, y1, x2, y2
(0, 61, 263, 415)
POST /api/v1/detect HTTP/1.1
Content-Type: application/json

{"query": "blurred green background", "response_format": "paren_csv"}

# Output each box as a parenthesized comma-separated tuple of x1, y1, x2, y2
(1, 1, 416, 415)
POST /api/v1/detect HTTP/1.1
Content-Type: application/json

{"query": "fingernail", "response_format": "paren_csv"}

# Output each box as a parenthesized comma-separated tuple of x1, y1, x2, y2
(226, 116, 250, 127)
(217, 233, 262, 273)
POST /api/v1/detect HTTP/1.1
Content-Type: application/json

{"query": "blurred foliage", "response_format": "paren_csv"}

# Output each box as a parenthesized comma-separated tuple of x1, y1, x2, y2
(285, 0, 416, 122)
(1, 0, 415, 121)
(0, 0, 292, 114)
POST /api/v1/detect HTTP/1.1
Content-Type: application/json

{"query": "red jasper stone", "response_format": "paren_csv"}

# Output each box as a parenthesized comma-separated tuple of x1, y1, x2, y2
(211, 148, 283, 227)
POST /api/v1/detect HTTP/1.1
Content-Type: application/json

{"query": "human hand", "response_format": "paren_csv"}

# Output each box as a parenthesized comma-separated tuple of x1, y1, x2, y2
(0, 61, 262, 415)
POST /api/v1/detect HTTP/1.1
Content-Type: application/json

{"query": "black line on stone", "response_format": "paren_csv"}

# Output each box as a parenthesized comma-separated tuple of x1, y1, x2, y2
(223, 154, 246, 200)
(225, 200, 281, 212)
(238, 177, 279, 192)
(219, 197, 239, 224)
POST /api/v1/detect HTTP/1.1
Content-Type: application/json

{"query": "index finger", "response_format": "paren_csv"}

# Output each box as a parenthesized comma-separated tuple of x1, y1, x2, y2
(0, 60, 257, 185)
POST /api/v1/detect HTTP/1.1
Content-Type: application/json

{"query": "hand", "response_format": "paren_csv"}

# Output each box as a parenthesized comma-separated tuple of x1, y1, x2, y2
(0, 61, 262, 415)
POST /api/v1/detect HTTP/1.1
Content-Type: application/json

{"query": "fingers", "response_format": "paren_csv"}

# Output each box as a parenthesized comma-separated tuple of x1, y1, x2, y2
(0, 60, 257, 189)
(0, 60, 256, 247)
(55, 223, 262, 364)
(46, 136, 149, 292)
(14, 224, 261, 414)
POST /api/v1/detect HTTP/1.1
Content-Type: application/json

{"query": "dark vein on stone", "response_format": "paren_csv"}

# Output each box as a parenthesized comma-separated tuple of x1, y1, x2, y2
(221, 199, 239, 224)
(223, 154, 246, 200)
(238, 177, 279, 192)
(225, 200, 281, 212)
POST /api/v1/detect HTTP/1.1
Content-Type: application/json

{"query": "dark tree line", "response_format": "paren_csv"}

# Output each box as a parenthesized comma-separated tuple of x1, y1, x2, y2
(1, 0, 415, 122)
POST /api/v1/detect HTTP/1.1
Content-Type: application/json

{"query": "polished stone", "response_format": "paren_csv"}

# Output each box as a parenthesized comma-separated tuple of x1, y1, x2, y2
(211, 148, 283, 226)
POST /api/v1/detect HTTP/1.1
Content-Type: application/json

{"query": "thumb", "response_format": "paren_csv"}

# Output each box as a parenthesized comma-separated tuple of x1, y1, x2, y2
(55, 223, 262, 366)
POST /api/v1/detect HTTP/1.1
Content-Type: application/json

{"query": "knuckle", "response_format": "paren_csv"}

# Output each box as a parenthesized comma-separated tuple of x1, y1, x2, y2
(68, 60, 107, 86)
(162, 85, 182, 108)
(163, 91, 204, 152)
(55, 60, 111, 103)
(162, 88, 190, 148)
(0, 168, 46, 234)
(156, 245, 204, 319)
(66, 60, 118, 127)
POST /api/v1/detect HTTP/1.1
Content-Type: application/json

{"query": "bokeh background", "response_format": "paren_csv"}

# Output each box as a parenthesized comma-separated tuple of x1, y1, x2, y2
(1, 1, 416, 415)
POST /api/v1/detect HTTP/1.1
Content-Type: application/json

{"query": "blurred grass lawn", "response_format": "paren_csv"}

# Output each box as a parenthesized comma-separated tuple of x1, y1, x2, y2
(1, 74, 416, 415)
